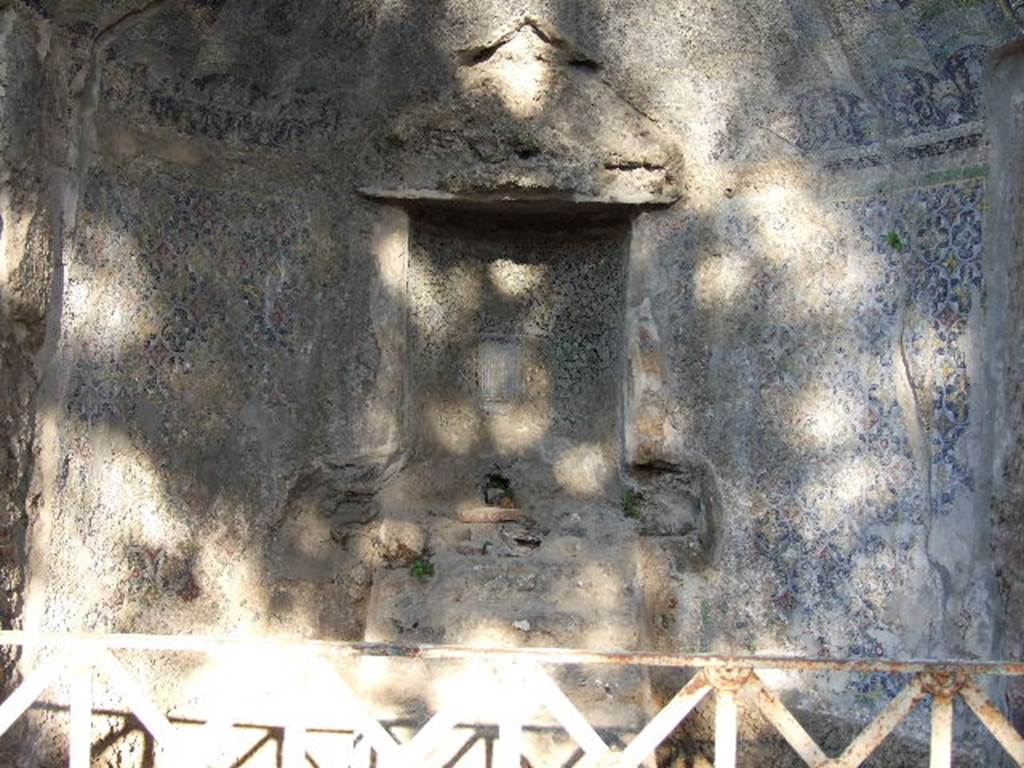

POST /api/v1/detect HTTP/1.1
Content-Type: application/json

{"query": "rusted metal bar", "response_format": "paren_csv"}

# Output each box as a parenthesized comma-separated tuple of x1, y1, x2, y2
(95, 650, 186, 767)
(960, 680, 1024, 765)
(0, 631, 1022, 676)
(832, 676, 927, 768)
(751, 675, 829, 767)
(714, 687, 738, 768)
(0, 654, 65, 737)
(929, 694, 953, 768)
(599, 671, 711, 768)
(317, 667, 400, 760)
(400, 704, 465, 767)
(528, 665, 609, 761)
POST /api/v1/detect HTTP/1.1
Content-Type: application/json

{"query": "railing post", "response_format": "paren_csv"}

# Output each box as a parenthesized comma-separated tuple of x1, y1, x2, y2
(715, 687, 737, 768)
(924, 670, 961, 768)
(68, 664, 92, 768)
(707, 668, 751, 768)
(352, 735, 372, 768)
(497, 711, 523, 768)
(283, 718, 306, 768)
(494, 660, 535, 768)
(929, 695, 953, 768)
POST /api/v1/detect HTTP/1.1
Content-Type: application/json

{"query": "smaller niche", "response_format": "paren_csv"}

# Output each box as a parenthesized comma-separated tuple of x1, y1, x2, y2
(478, 336, 524, 411)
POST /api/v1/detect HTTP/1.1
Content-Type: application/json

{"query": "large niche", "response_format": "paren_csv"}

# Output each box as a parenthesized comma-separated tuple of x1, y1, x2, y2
(407, 211, 629, 491)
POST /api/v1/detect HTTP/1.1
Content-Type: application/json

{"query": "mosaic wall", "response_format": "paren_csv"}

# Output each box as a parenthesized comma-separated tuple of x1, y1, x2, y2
(729, 3, 1020, 172)
(645, 176, 990, 717)
(44, 168, 326, 630)
(66, 171, 317, 439)
(901, 181, 985, 517)
(44, 163, 992, 665)
(36, 0, 1003, 666)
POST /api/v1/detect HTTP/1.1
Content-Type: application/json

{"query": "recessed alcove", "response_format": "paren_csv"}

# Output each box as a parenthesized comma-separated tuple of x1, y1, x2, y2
(354, 199, 658, 761)
(405, 209, 630, 500)
(335, 18, 708, 759)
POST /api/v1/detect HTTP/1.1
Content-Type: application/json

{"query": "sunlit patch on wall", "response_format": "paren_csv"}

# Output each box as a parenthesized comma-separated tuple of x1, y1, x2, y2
(372, 208, 408, 296)
(791, 384, 859, 449)
(487, 258, 545, 297)
(99, 449, 185, 546)
(552, 442, 613, 496)
(465, 29, 553, 118)
(425, 400, 481, 456)
(486, 404, 551, 452)
(695, 254, 750, 307)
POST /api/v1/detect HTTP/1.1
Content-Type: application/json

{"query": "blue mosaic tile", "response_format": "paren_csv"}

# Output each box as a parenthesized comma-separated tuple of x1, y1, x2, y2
(65, 171, 317, 448)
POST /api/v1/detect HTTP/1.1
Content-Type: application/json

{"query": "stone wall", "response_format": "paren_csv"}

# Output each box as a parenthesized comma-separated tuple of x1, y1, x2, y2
(0, 2, 71, 760)
(1, 0, 1022, 764)
(986, 39, 1024, 733)
(0, 0, 57, 678)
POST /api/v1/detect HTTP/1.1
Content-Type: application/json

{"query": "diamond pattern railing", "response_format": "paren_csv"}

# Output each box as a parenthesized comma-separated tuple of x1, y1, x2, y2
(0, 631, 1022, 767)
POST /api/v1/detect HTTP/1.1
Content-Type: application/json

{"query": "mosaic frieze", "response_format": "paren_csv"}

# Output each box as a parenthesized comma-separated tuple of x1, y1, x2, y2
(783, 87, 879, 153)
(877, 45, 986, 137)
(100, 61, 359, 149)
(771, 44, 989, 158)
(1012, 0, 1024, 28)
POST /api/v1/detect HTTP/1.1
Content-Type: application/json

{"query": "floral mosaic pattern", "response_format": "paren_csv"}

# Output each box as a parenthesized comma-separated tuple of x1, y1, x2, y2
(65, 171, 318, 450)
(777, 44, 990, 156)
(100, 61, 358, 150)
(878, 45, 987, 137)
(657, 178, 986, 698)
(1012, 0, 1024, 29)
(904, 181, 984, 516)
(784, 88, 878, 152)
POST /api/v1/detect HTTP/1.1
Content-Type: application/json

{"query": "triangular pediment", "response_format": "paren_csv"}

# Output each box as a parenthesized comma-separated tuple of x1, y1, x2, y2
(369, 19, 682, 208)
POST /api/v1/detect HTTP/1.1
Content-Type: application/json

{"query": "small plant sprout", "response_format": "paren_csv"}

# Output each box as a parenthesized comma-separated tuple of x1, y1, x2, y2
(885, 230, 906, 252)
(622, 489, 641, 519)
(410, 556, 435, 582)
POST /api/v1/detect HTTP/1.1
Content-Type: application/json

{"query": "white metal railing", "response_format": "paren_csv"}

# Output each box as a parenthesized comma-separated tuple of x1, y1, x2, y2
(0, 631, 1022, 767)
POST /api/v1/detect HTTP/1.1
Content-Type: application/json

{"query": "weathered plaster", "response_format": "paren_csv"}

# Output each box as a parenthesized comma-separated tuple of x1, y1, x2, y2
(985, 39, 1024, 733)
(0, 0, 1020, 764)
